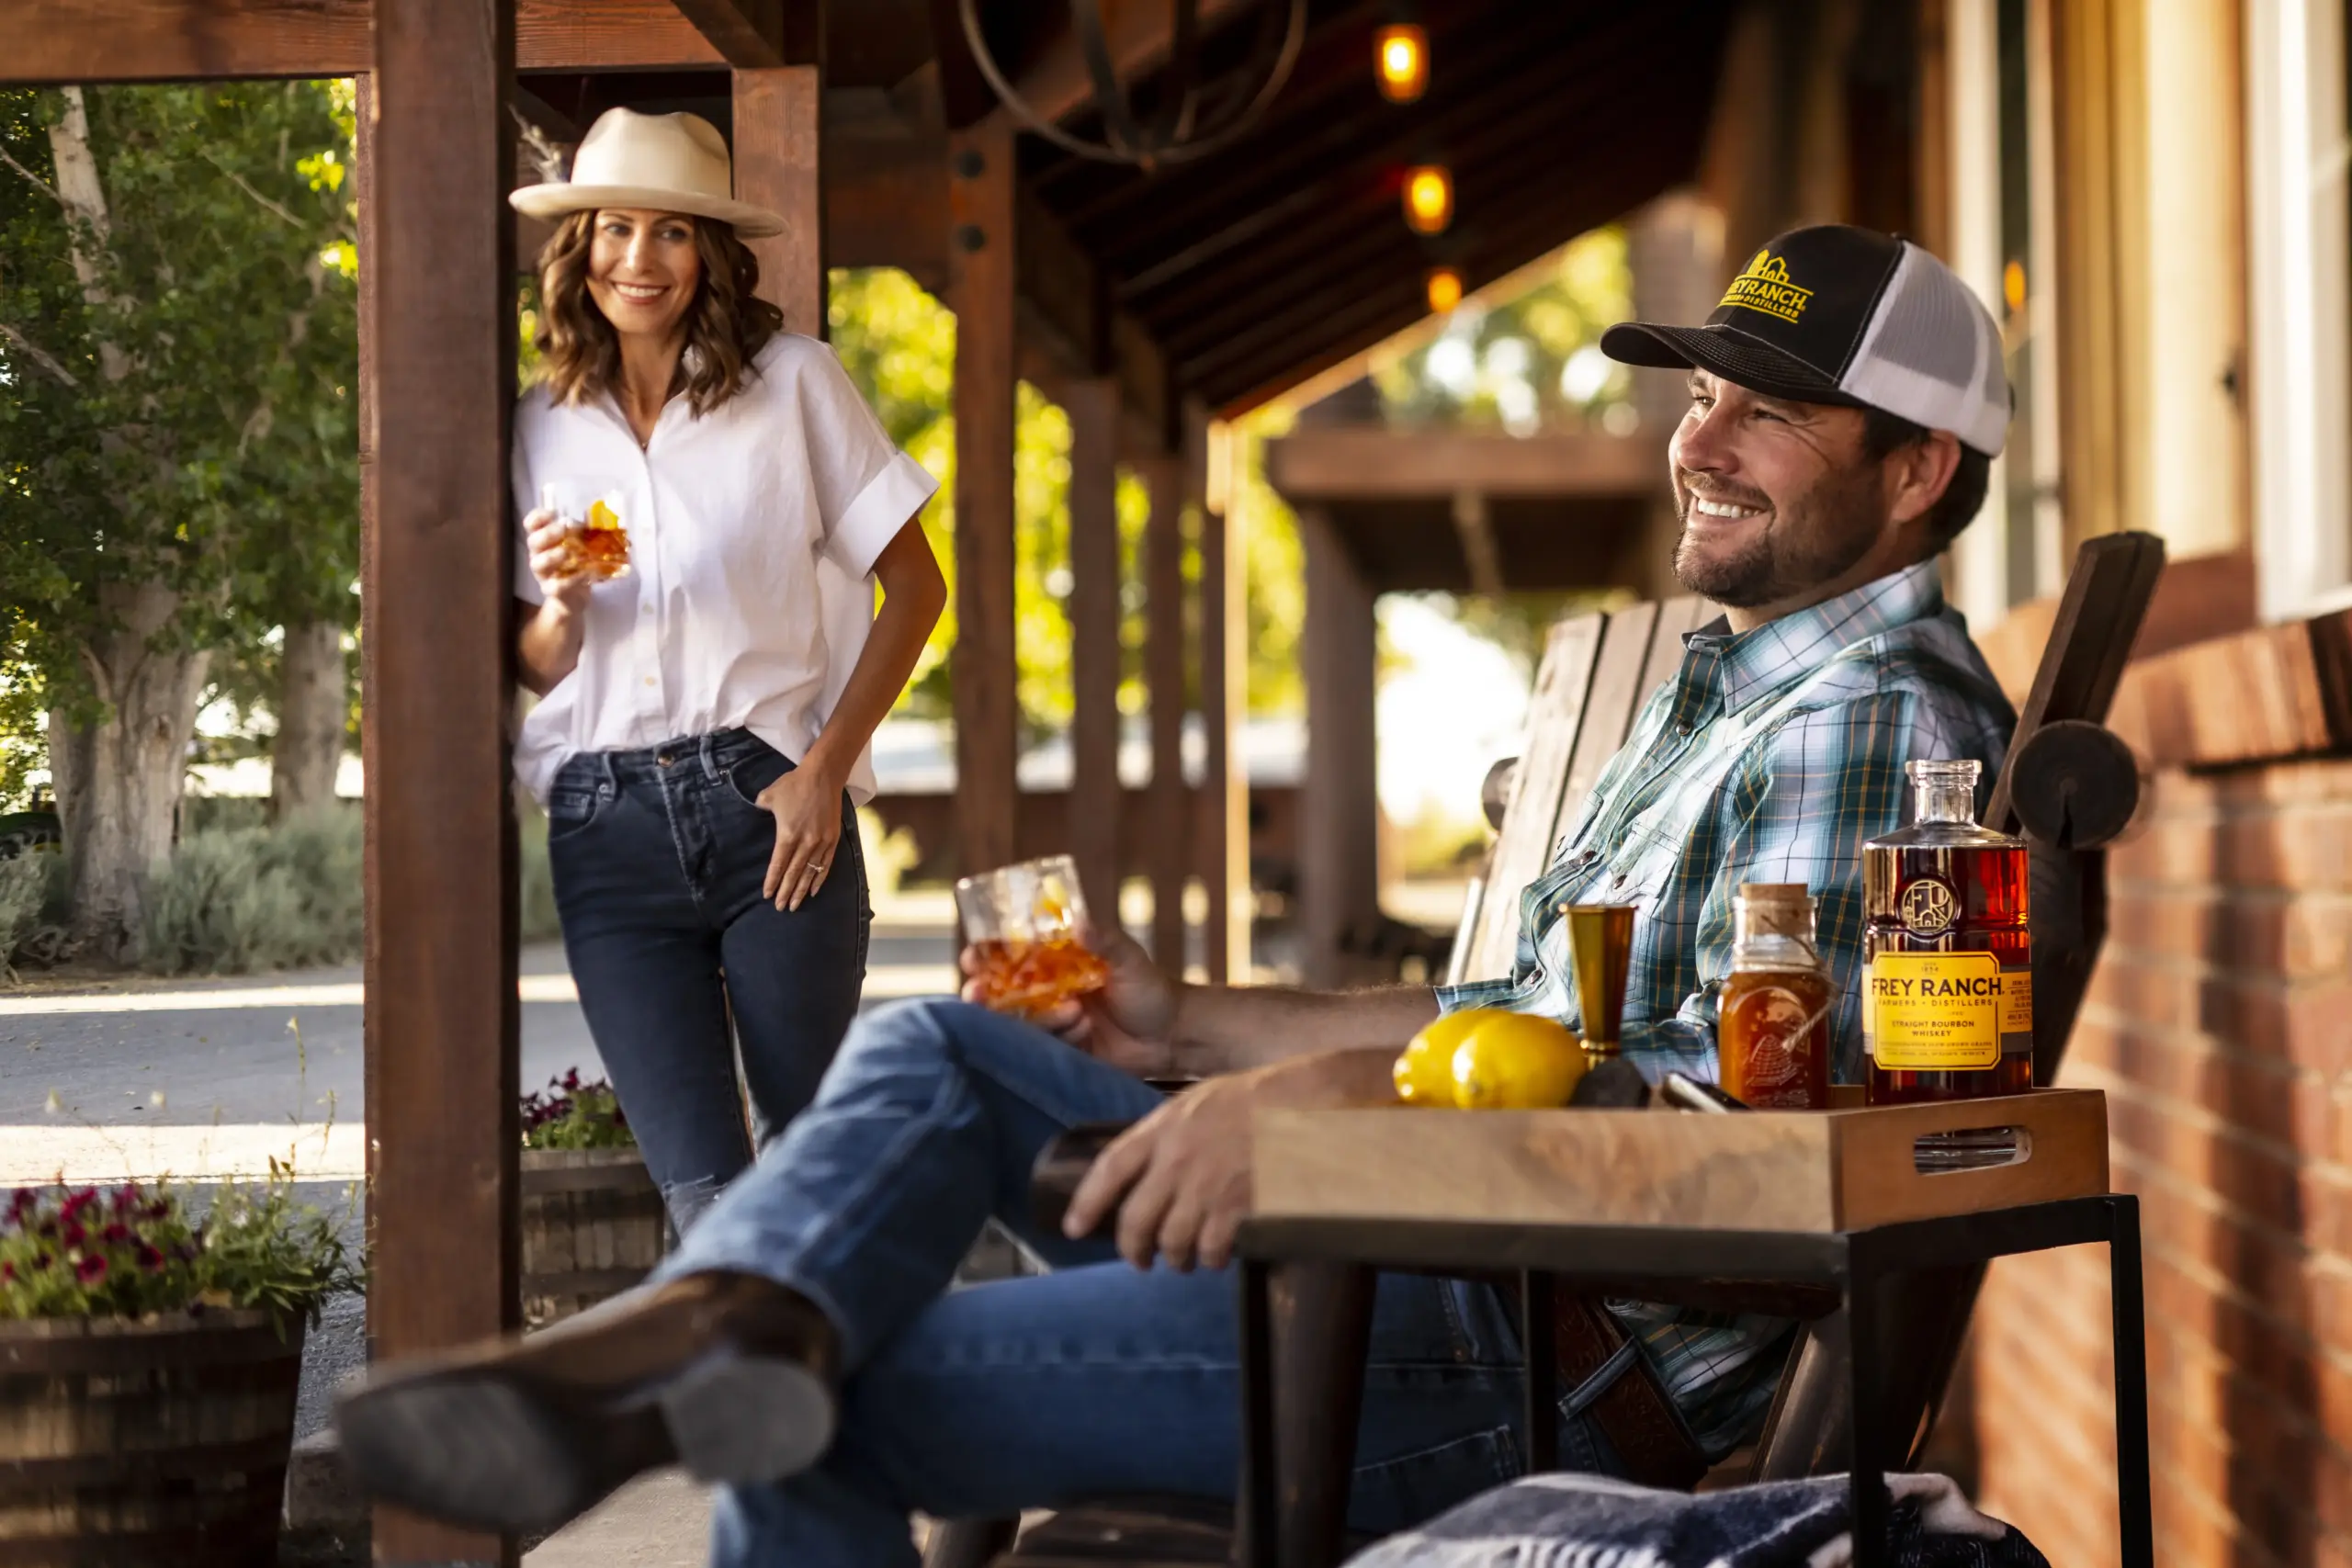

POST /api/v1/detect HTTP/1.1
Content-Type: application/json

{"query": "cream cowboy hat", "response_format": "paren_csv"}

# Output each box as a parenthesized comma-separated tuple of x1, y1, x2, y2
(508, 107, 786, 237)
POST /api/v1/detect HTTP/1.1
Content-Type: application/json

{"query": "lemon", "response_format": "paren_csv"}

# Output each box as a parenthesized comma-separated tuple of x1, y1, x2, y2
(587, 497, 623, 531)
(1452, 1011, 1587, 1109)
(1393, 1009, 1488, 1106)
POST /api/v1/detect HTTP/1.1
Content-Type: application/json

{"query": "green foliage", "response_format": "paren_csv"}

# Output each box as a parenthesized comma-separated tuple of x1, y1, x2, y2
(138, 807, 362, 976)
(0, 80, 358, 802)
(0, 849, 68, 974)
(517, 803, 562, 945)
(1373, 229, 1635, 434)
(521, 1070, 635, 1151)
(0, 1175, 360, 1330)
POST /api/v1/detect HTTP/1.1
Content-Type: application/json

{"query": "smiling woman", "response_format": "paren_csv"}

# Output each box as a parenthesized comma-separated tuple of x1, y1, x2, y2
(502, 107, 948, 1235)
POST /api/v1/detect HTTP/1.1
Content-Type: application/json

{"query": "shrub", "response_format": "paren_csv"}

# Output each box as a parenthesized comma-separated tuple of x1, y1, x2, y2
(0, 1174, 361, 1331)
(517, 801, 561, 944)
(521, 1069, 635, 1151)
(0, 850, 71, 976)
(140, 807, 364, 976)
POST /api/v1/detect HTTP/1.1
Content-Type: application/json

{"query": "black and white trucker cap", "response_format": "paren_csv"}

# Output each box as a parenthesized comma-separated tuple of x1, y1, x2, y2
(1600, 224, 2009, 458)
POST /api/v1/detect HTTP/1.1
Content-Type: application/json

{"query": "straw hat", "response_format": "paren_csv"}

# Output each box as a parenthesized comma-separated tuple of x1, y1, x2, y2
(508, 107, 786, 237)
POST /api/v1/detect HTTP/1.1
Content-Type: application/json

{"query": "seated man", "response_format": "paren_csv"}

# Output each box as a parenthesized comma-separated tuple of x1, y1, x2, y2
(338, 226, 2019, 1567)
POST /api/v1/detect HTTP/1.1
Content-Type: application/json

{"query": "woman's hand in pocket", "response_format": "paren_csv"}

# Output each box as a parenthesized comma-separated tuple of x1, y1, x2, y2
(756, 763, 846, 912)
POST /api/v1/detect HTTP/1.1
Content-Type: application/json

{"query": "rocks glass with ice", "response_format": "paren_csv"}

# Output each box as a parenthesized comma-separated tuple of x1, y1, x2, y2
(956, 854, 1111, 1019)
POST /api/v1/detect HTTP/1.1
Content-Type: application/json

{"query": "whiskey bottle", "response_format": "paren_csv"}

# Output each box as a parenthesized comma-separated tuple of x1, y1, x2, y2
(1718, 883, 1833, 1109)
(1863, 760, 2033, 1104)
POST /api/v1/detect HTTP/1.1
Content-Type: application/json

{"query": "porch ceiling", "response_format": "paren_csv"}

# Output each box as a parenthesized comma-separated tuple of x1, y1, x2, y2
(1010, 0, 1736, 417)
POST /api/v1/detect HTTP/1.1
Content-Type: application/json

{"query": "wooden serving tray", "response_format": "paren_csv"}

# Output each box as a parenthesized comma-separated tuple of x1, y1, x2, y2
(1252, 1088, 2108, 1234)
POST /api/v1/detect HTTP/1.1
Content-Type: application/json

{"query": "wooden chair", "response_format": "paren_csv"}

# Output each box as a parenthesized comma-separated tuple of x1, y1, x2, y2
(931, 534, 2165, 1568)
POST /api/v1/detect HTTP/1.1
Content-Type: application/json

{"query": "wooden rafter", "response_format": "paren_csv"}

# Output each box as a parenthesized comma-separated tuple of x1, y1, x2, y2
(0, 0, 722, 85)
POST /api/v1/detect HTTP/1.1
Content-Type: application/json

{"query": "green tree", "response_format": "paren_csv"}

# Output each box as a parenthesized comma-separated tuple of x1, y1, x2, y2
(0, 82, 357, 959)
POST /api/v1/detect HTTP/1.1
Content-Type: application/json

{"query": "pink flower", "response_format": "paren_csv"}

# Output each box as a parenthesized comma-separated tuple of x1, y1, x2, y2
(74, 1254, 107, 1285)
(59, 1220, 85, 1248)
(61, 1188, 98, 1221)
(136, 1244, 164, 1273)
(1, 1261, 14, 1283)
(100, 1222, 130, 1245)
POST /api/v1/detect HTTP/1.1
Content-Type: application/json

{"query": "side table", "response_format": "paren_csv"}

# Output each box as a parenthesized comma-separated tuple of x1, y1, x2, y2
(1233, 1195, 2153, 1568)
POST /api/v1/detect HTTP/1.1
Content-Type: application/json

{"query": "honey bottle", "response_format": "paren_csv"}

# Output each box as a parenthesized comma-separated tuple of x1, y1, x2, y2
(1863, 760, 2033, 1104)
(1718, 884, 1833, 1109)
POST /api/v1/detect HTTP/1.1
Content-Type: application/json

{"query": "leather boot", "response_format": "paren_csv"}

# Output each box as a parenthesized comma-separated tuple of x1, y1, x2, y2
(335, 1269, 840, 1534)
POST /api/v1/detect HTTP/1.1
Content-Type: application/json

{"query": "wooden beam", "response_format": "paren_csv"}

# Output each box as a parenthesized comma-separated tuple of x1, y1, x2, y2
(0, 0, 723, 84)
(734, 65, 826, 337)
(950, 118, 1019, 876)
(1265, 430, 1660, 502)
(673, 0, 785, 67)
(826, 89, 949, 279)
(367, 3, 519, 1565)
(1298, 507, 1382, 990)
(1191, 409, 1246, 984)
(1141, 454, 1190, 970)
(1065, 378, 1125, 923)
(989, 0, 1260, 132)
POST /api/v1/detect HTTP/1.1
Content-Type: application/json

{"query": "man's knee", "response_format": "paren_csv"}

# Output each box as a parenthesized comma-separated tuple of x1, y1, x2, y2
(847, 995, 992, 1059)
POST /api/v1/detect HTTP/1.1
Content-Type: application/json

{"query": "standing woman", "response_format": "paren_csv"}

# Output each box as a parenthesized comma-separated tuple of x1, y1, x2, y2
(507, 108, 944, 1232)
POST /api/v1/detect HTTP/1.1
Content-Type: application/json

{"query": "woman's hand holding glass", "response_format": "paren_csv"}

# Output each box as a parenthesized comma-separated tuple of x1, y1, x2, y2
(524, 505, 595, 617)
(755, 762, 844, 912)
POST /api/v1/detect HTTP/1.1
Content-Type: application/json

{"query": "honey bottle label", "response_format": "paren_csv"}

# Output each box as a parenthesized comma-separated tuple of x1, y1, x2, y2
(1864, 952, 2031, 1071)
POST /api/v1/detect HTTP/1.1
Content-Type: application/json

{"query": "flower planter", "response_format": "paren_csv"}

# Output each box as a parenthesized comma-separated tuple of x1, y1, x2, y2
(0, 1309, 304, 1567)
(519, 1148, 668, 1329)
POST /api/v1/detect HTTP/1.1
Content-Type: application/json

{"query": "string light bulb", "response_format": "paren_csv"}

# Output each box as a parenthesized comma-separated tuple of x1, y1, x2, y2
(1426, 266, 1464, 314)
(1374, 24, 1430, 104)
(1402, 164, 1453, 235)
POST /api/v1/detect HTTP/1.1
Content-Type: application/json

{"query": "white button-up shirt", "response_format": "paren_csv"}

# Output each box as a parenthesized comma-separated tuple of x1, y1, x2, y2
(508, 333, 938, 804)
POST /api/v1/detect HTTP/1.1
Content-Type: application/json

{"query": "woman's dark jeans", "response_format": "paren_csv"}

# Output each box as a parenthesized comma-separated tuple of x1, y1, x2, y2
(546, 728, 870, 1232)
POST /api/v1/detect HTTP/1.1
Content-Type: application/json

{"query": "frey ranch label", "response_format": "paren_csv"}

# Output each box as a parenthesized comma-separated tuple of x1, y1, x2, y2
(1864, 952, 2032, 1071)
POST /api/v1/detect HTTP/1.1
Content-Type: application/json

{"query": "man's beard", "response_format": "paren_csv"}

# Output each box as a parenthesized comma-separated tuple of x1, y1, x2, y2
(1671, 464, 1885, 608)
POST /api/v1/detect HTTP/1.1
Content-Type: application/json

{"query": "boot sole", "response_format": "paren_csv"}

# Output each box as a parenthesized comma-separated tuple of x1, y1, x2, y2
(661, 1350, 838, 1483)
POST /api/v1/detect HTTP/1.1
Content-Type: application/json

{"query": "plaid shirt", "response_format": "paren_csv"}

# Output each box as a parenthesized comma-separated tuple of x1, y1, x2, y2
(1436, 560, 2015, 1456)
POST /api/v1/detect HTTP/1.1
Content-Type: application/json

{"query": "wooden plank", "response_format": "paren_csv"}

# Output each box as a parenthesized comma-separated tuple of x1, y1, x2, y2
(1298, 508, 1382, 990)
(1984, 531, 2165, 832)
(1262, 429, 1659, 502)
(1972, 547, 2256, 705)
(949, 118, 1018, 876)
(1558, 601, 1661, 815)
(1253, 1090, 2109, 1235)
(1143, 455, 1190, 970)
(1461, 613, 1605, 984)
(1194, 413, 1247, 984)
(1064, 378, 1124, 931)
(0, 0, 721, 84)
(367, 1, 519, 1562)
(732, 64, 825, 339)
(1635, 595, 1712, 703)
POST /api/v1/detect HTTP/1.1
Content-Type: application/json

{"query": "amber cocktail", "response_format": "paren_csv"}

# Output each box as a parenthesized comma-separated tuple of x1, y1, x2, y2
(957, 854, 1110, 1018)
(542, 485, 632, 581)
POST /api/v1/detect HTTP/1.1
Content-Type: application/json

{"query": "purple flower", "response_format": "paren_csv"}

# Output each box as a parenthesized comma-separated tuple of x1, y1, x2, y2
(1, 1261, 14, 1283)
(136, 1244, 164, 1273)
(100, 1222, 130, 1245)
(59, 1220, 85, 1248)
(61, 1188, 98, 1221)
(74, 1254, 107, 1285)
(6, 1188, 37, 1222)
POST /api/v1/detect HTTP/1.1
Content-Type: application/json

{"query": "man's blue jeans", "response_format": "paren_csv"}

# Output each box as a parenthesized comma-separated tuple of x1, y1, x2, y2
(662, 996, 1626, 1568)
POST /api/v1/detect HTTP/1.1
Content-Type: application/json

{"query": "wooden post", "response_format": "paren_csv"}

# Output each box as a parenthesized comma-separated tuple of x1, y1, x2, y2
(733, 54, 825, 338)
(949, 120, 1017, 877)
(367, 2, 519, 1563)
(1191, 412, 1246, 983)
(1142, 452, 1190, 971)
(1299, 506, 1379, 991)
(1064, 377, 1123, 919)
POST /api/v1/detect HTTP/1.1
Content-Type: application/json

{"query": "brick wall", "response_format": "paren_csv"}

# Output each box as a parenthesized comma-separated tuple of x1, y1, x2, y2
(1966, 758, 2352, 1568)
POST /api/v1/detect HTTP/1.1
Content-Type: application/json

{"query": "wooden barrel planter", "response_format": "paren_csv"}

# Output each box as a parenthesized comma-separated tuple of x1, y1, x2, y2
(0, 1309, 305, 1568)
(520, 1147, 669, 1329)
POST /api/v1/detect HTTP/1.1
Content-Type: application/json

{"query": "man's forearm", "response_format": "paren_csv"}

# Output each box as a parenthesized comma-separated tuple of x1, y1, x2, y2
(1171, 983, 1439, 1073)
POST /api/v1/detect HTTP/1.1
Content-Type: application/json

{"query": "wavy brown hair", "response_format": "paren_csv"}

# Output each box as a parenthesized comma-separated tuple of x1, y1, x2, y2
(532, 209, 786, 416)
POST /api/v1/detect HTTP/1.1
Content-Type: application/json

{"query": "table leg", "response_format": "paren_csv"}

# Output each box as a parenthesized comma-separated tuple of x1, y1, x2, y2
(2107, 1196, 2154, 1568)
(1238, 1257, 1278, 1568)
(1844, 1251, 1892, 1568)
(1521, 1269, 1557, 1473)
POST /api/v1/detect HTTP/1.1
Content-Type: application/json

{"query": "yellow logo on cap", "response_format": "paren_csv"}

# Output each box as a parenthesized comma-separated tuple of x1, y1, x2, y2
(1719, 249, 1814, 324)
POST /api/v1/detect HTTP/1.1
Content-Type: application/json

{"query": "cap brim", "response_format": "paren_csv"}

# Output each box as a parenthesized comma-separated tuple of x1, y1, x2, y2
(509, 183, 786, 239)
(1600, 321, 1862, 408)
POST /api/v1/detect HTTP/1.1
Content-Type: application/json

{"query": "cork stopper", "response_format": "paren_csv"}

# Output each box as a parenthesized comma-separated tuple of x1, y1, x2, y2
(1735, 883, 1815, 941)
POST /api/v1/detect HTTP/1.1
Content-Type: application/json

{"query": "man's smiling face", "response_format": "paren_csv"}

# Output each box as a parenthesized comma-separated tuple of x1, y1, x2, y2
(1668, 368, 1892, 611)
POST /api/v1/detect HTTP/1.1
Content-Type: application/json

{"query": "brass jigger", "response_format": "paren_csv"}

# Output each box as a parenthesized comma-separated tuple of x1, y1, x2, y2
(1565, 904, 1636, 1064)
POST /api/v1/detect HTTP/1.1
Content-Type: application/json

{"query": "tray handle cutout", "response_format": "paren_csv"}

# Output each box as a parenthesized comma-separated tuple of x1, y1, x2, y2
(1913, 1125, 2030, 1175)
